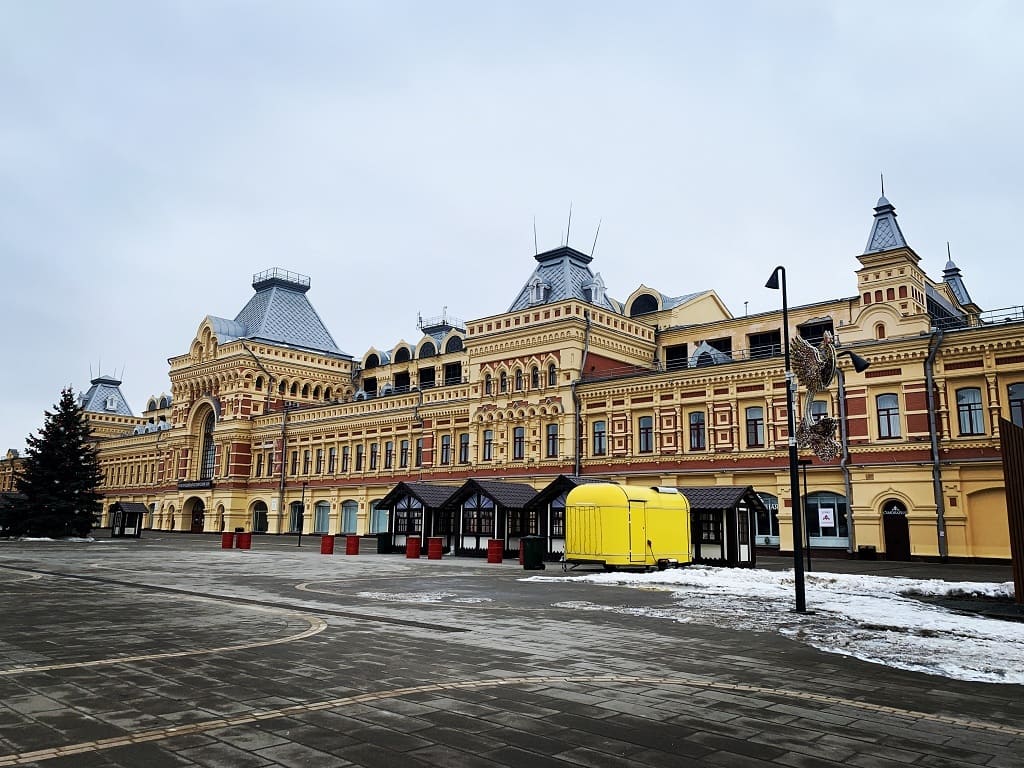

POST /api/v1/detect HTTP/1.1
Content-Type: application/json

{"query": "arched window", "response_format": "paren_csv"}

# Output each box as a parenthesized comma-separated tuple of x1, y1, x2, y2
(324, 387, 333, 401)
(755, 492, 779, 541)
(445, 336, 464, 353)
(159, 395, 170, 409)
(313, 501, 330, 533)
(290, 381, 298, 396)
(956, 387, 985, 435)
(875, 323, 886, 340)
(630, 293, 659, 316)
(419, 342, 436, 358)
(365, 354, 379, 369)
(199, 411, 216, 480)
(547, 364, 557, 386)
(514, 368, 523, 391)
(254, 376, 264, 391)
(394, 347, 411, 363)
(1010, 383, 1024, 427)
(313, 385, 321, 399)
(484, 373, 492, 395)
(531, 366, 540, 389)
(804, 491, 849, 544)
(301, 383, 310, 398)
(500, 371, 508, 393)
(252, 501, 269, 533)
(278, 380, 287, 394)
(341, 500, 358, 534)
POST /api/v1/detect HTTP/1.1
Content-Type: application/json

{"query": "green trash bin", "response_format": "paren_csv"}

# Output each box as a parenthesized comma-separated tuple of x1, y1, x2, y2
(521, 535, 546, 571)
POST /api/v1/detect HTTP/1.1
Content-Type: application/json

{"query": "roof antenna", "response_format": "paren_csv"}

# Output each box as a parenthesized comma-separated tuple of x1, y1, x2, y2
(533, 216, 538, 256)
(947, 241, 952, 260)
(565, 202, 573, 248)
(89, 362, 93, 380)
(590, 218, 602, 258)
(880, 172, 885, 197)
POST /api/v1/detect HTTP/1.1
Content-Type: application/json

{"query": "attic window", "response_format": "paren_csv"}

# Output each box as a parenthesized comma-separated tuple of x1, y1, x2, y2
(528, 277, 550, 305)
(583, 274, 606, 304)
(105, 395, 119, 412)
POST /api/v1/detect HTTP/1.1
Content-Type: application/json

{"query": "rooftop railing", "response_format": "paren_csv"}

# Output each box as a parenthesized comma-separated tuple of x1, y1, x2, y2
(932, 305, 1024, 331)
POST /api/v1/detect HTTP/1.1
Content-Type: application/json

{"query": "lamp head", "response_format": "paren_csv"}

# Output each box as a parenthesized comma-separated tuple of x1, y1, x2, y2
(765, 267, 783, 290)
(841, 350, 871, 373)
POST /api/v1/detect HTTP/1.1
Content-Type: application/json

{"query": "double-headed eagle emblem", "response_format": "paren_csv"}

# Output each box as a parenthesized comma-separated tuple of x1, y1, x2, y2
(791, 331, 841, 462)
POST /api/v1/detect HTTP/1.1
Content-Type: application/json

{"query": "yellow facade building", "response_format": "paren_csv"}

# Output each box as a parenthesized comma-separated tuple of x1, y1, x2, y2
(8, 196, 1020, 561)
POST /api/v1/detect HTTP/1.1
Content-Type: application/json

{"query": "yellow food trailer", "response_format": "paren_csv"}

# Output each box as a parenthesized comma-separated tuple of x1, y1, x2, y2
(564, 483, 691, 571)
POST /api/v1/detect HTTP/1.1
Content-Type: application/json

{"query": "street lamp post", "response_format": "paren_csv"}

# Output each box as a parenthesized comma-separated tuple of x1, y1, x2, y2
(766, 265, 807, 612)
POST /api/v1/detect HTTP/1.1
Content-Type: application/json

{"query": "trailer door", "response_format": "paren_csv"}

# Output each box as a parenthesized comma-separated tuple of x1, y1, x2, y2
(628, 501, 647, 563)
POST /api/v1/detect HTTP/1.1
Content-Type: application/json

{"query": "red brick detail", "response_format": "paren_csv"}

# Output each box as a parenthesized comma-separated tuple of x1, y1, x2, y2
(866, 368, 902, 378)
(945, 360, 984, 370)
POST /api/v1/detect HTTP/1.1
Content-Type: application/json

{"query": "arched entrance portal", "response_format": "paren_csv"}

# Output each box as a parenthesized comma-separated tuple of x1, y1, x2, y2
(185, 497, 206, 533)
(251, 501, 269, 533)
(882, 500, 911, 561)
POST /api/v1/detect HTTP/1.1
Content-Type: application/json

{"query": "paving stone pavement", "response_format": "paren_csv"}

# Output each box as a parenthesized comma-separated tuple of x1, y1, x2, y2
(0, 534, 1021, 768)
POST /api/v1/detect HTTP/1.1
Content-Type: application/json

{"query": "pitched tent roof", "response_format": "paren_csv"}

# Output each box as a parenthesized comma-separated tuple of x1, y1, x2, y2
(377, 481, 461, 510)
(442, 478, 539, 510)
(678, 486, 768, 516)
(525, 474, 608, 509)
(508, 246, 619, 313)
(79, 375, 135, 417)
(227, 268, 349, 358)
(863, 196, 910, 254)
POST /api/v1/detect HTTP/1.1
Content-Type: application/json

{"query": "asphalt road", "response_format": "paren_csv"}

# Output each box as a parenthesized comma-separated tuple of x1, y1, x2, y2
(0, 534, 1020, 768)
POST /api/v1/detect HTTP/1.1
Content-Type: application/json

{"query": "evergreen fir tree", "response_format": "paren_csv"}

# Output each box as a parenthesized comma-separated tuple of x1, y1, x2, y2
(4, 387, 104, 537)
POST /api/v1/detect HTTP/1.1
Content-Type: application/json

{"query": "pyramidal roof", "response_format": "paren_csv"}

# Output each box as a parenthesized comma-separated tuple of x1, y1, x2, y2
(219, 269, 349, 358)
(943, 256, 973, 306)
(508, 246, 620, 313)
(863, 196, 909, 254)
(79, 375, 135, 417)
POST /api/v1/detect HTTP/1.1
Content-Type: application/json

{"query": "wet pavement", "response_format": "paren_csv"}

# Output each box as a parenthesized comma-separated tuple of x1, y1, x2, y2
(0, 534, 1021, 767)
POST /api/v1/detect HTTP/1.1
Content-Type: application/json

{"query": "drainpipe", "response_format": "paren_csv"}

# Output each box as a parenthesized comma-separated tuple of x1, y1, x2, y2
(572, 309, 593, 477)
(925, 327, 948, 560)
(837, 367, 856, 555)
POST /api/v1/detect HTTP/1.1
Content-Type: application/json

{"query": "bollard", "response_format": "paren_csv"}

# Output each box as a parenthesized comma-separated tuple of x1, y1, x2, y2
(406, 537, 421, 558)
(427, 537, 443, 560)
(236, 532, 252, 550)
(320, 535, 335, 555)
(487, 538, 503, 564)
(221, 531, 235, 549)
(345, 535, 360, 555)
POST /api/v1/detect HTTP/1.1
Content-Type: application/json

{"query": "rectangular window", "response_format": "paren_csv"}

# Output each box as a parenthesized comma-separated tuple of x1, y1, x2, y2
(551, 505, 565, 537)
(876, 394, 901, 439)
(592, 420, 607, 456)
(315, 449, 324, 474)
(440, 434, 451, 465)
(956, 387, 985, 435)
(385, 441, 394, 469)
(745, 406, 765, 448)
(415, 438, 424, 467)
(328, 447, 336, 474)
(342, 446, 350, 472)
(1010, 383, 1024, 427)
(290, 451, 298, 476)
(638, 415, 654, 453)
(689, 412, 706, 451)
(356, 445, 364, 471)
(810, 400, 828, 423)
(370, 443, 379, 470)
(303, 450, 311, 474)
(267, 451, 274, 476)
(513, 426, 525, 460)
(400, 440, 409, 468)
(459, 433, 470, 463)
(546, 424, 558, 458)
(255, 453, 263, 478)
(483, 430, 493, 461)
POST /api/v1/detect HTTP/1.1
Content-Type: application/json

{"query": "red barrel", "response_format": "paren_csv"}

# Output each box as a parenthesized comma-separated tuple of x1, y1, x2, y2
(345, 535, 360, 555)
(320, 535, 335, 555)
(236, 532, 252, 550)
(406, 537, 421, 558)
(427, 537, 443, 560)
(487, 539, 504, 564)
(221, 532, 235, 549)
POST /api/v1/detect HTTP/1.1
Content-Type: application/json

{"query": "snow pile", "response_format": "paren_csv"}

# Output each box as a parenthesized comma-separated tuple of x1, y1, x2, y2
(526, 567, 1023, 684)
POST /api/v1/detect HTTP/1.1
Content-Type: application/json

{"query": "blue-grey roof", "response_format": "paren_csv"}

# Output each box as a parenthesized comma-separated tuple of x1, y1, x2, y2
(864, 196, 909, 254)
(207, 316, 246, 342)
(508, 246, 620, 313)
(79, 376, 135, 416)
(231, 271, 349, 358)
(660, 290, 709, 310)
(942, 259, 973, 306)
(926, 283, 964, 319)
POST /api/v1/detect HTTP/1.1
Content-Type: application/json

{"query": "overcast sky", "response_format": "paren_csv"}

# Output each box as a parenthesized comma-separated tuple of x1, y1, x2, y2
(2, 2, 1022, 451)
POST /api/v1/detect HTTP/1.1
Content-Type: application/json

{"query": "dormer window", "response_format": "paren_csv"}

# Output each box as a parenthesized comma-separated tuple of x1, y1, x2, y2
(528, 277, 550, 305)
(105, 395, 119, 412)
(583, 274, 606, 304)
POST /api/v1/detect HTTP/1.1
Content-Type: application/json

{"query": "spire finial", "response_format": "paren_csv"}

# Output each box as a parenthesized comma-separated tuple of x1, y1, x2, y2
(880, 172, 885, 197)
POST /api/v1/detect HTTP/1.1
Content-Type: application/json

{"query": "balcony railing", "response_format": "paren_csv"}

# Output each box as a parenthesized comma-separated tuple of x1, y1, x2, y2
(932, 305, 1024, 331)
